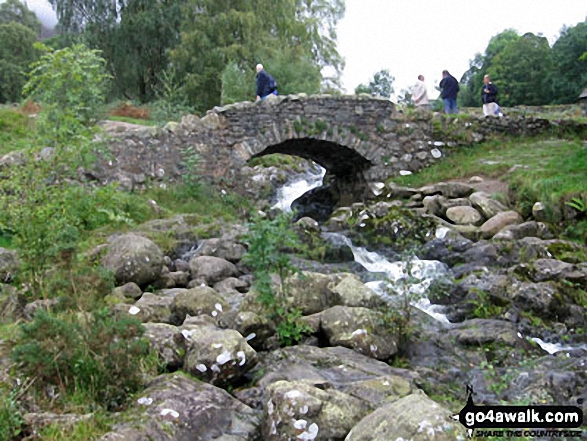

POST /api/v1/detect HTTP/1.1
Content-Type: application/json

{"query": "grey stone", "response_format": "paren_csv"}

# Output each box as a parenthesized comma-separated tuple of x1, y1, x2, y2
(445, 206, 484, 226)
(101, 234, 164, 287)
(188, 255, 239, 285)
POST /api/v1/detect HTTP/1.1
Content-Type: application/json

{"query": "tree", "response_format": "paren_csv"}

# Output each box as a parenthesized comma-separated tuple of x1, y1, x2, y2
(459, 29, 520, 107)
(354, 69, 395, 98)
(550, 21, 587, 103)
(0, 22, 38, 103)
(23, 44, 110, 141)
(488, 33, 553, 106)
(0, 0, 42, 35)
(173, 0, 345, 111)
(47, 0, 184, 101)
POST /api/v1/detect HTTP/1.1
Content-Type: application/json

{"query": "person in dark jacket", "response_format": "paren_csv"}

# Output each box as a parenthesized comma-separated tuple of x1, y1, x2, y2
(439, 70, 460, 114)
(255, 64, 276, 102)
(481, 74, 499, 116)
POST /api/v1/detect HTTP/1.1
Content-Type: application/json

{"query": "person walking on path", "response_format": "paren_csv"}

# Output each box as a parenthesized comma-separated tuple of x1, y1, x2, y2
(481, 74, 499, 117)
(412, 75, 429, 110)
(439, 70, 460, 114)
(255, 64, 277, 102)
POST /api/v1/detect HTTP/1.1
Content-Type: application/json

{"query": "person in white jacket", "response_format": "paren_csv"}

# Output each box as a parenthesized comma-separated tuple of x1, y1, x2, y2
(412, 75, 429, 109)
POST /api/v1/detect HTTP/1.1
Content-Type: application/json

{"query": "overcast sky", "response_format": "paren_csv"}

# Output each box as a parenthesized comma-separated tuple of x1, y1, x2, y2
(18, 0, 587, 100)
(337, 0, 587, 98)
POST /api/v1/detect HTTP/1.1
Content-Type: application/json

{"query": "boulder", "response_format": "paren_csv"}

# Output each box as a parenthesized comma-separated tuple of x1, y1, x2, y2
(101, 234, 164, 287)
(346, 393, 466, 441)
(198, 238, 247, 263)
(232, 310, 276, 351)
(320, 306, 398, 361)
(331, 275, 386, 308)
(182, 320, 257, 387)
(111, 282, 143, 301)
(420, 182, 475, 199)
(445, 206, 484, 226)
(133, 293, 177, 324)
(263, 380, 366, 440)
(142, 323, 186, 370)
(470, 191, 508, 218)
(234, 345, 418, 410)
(171, 286, 229, 323)
(480, 211, 523, 238)
(449, 319, 525, 347)
(100, 374, 260, 440)
(0, 248, 20, 283)
(189, 255, 239, 285)
(285, 272, 344, 315)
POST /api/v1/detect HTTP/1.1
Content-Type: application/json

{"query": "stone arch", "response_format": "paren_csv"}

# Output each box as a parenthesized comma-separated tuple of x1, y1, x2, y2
(249, 137, 373, 177)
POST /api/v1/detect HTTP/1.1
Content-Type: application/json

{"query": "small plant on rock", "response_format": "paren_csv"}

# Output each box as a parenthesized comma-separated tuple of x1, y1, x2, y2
(243, 213, 311, 345)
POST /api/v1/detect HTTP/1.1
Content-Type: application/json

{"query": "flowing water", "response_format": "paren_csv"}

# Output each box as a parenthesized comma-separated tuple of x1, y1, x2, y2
(271, 166, 326, 212)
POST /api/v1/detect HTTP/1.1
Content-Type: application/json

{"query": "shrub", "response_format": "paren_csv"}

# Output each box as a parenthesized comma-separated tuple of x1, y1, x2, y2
(12, 309, 150, 410)
(243, 213, 311, 345)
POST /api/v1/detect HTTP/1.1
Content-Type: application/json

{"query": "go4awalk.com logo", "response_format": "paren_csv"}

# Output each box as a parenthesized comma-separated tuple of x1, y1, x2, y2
(456, 386, 584, 438)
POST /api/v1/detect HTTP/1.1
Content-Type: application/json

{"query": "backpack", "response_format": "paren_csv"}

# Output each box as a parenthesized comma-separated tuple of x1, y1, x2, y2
(268, 74, 277, 92)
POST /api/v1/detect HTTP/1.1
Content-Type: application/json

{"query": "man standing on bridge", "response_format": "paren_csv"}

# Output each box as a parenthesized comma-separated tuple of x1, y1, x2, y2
(439, 70, 460, 114)
(255, 64, 277, 102)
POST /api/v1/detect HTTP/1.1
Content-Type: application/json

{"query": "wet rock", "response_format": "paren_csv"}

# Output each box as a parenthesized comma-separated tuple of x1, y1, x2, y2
(263, 380, 366, 440)
(445, 206, 484, 226)
(419, 233, 474, 267)
(101, 234, 165, 287)
(480, 211, 523, 238)
(449, 319, 525, 347)
(470, 191, 508, 218)
(331, 275, 386, 308)
(320, 306, 398, 361)
(142, 323, 186, 370)
(346, 393, 466, 441)
(0, 248, 20, 283)
(182, 320, 257, 387)
(100, 374, 260, 440)
(188, 255, 239, 285)
(171, 285, 229, 324)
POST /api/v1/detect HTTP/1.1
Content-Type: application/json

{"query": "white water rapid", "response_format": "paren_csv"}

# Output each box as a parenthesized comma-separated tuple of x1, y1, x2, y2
(271, 166, 326, 212)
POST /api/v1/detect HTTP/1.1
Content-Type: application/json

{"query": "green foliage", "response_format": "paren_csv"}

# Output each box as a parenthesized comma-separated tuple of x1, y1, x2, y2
(354, 69, 395, 98)
(36, 412, 112, 441)
(12, 309, 151, 410)
(0, 22, 39, 103)
(0, 0, 42, 35)
(488, 33, 553, 106)
(551, 22, 587, 104)
(0, 107, 36, 155)
(23, 44, 110, 142)
(243, 213, 310, 345)
(149, 67, 195, 124)
(173, 0, 345, 111)
(0, 387, 23, 440)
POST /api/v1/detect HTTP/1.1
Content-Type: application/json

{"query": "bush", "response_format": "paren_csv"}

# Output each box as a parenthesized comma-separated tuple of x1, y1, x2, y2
(23, 43, 110, 143)
(243, 213, 310, 345)
(12, 309, 150, 410)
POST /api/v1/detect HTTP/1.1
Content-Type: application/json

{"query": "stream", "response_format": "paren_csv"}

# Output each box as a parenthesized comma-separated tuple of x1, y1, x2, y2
(273, 166, 587, 355)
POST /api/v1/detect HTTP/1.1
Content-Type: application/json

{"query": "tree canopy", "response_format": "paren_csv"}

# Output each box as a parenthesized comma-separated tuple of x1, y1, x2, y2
(354, 69, 395, 98)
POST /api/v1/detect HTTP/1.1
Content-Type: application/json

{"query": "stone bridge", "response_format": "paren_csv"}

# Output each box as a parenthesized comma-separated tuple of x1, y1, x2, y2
(99, 94, 586, 203)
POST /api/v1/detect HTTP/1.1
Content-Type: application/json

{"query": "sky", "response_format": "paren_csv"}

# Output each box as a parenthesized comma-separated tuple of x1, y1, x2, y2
(337, 0, 587, 99)
(16, 0, 587, 100)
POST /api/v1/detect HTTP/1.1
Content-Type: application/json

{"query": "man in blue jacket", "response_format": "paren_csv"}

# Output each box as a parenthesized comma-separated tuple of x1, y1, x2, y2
(481, 75, 498, 116)
(256, 64, 277, 102)
(439, 70, 460, 114)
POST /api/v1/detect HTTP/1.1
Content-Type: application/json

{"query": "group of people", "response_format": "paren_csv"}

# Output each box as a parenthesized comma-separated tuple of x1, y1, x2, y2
(256, 63, 502, 117)
(413, 70, 502, 116)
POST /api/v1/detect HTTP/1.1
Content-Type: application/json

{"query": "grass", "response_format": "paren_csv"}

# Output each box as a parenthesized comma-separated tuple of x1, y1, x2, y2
(391, 138, 587, 203)
(105, 115, 157, 126)
(0, 107, 38, 156)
